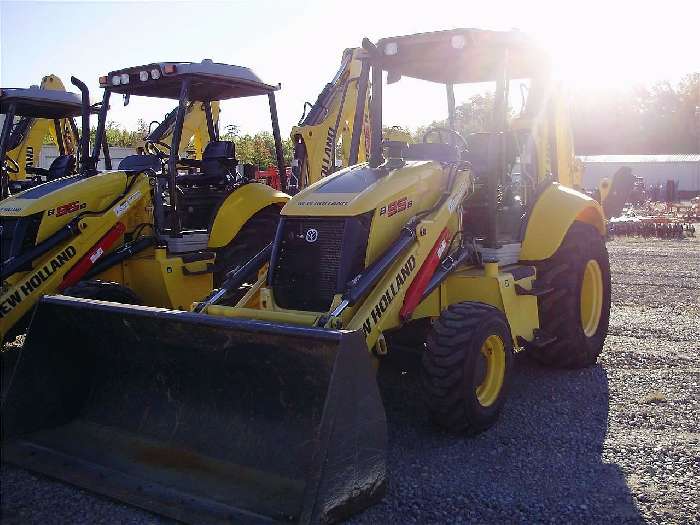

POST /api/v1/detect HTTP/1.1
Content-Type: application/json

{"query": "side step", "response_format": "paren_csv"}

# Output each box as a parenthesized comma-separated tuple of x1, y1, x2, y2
(515, 282, 554, 297)
(517, 329, 557, 350)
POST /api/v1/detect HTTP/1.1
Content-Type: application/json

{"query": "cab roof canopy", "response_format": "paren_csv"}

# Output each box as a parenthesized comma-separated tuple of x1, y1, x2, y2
(373, 28, 549, 84)
(104, 59, 279, 100)
(0, 88, 84, 118)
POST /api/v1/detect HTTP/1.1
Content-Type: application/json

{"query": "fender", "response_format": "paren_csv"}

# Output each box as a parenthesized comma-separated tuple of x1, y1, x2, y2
(520, 183, 605, 261)
(208, 182, 289, 249)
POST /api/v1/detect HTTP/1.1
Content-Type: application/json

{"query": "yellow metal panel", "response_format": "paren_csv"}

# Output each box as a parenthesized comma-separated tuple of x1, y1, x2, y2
(520, 183, 605, 261)
(440, 268, 539, 344)
(0, 170, 133, 241)
(204, 305, 319, 326)
(0, 178, 148, 340)
(411, 287, 439, 320)
(282, 161, 446, 220)
(207, 183, 288, 249)
(95, 247, 214, 310)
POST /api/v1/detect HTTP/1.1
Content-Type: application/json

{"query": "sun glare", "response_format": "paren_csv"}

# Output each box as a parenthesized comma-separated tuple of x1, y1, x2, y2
(538, 5, 696, 89)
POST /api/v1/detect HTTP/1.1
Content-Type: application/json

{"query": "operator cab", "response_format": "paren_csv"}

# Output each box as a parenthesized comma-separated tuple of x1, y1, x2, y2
(360, 29, 551, 258)
(98, 59, 287, 248)
(0, 87, 86, 198)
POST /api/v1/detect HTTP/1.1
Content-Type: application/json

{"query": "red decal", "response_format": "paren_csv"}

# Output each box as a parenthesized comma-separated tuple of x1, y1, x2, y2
(58, 222, 126, 291)
(381, 197, 413, 217)
(55, 201, 81, 217)
(400, 228, 451, 321)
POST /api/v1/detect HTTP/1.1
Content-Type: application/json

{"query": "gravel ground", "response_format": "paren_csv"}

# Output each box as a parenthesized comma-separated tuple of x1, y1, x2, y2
(2, 235, 699, 524)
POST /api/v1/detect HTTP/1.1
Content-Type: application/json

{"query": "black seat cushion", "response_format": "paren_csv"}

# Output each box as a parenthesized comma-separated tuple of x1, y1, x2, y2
(47, 154, 76, 180)
(118, 154, 161, 172)
(179, 141, 237, 186)
(403, 143, 460, 163)
(201, 140, 236, 175)
(464, 132, 518, 177)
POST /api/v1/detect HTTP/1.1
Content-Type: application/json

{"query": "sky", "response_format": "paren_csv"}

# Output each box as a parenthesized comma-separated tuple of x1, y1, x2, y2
(1, 0, 699, 136)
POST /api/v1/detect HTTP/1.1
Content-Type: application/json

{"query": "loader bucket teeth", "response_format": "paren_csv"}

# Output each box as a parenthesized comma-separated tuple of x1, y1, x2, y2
(1, 295, 387, 524)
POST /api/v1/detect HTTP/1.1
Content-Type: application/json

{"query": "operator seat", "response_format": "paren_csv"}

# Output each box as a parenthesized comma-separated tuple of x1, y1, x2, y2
(178, 141, 237, 186)
(46, 154, 76, 181)
(118, 154, 162, 173)
(463, 132, 518, 179)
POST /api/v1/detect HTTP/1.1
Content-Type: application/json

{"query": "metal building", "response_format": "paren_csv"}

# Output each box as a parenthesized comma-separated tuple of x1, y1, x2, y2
(580, 154, 700, 199)
(40, 145, 136, 171)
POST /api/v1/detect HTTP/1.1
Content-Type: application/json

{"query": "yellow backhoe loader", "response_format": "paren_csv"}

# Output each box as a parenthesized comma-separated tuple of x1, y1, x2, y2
(3, 31, 611, 524)
(0, 61, 289, 343)
(3, 75, 80, 186)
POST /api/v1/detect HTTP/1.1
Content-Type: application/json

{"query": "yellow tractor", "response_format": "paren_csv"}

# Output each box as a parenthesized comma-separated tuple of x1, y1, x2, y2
(0, 61, 289, 343)
(3, 31, 611, 524)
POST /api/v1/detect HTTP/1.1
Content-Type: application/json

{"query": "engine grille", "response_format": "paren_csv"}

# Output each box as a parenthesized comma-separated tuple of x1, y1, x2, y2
(271, 214, 371, 312)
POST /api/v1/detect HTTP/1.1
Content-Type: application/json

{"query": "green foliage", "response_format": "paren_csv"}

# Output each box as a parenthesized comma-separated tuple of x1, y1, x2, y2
(221, 125, 293, 168)
(413, 92, 496, 142)
(571, 74, 699, 154)
(404, 75, 699, 154)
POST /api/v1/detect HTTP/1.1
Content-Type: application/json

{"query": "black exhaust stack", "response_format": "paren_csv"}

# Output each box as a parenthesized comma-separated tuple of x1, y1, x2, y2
(70, 77, 91, 175)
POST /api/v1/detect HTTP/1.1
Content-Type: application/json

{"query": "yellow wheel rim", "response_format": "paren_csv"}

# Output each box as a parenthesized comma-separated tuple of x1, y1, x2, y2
(476, 335, 506, 407)
(580, 259, 603, 337)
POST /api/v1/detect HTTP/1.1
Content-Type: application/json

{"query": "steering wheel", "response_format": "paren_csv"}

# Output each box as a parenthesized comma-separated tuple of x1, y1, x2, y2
(422, 127, 469, 150)
(3, 155, 20, 174)
(145, 140, 171, 160)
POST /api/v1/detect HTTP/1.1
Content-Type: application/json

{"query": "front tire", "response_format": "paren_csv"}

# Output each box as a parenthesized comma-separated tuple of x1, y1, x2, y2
(533, 221, 611, 368)
(62, 280, 142, 304)
(422, 302, 513, 434)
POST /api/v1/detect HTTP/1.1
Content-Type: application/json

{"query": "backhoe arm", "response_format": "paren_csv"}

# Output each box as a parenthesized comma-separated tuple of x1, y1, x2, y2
(290, 48, 369, 190)
(141, 101, 220, 159)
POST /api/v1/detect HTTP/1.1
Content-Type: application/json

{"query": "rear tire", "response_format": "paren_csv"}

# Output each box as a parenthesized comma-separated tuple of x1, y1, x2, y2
(533, 221, 611, 368)
(214, 205, 281, 285)
(62, 280, 142, 304)
(422, 302, 513, 434)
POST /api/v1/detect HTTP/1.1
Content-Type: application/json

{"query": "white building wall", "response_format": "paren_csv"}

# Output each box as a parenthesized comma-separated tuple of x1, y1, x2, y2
(581, 160, 700, 192)
(39, 145, 137, 171)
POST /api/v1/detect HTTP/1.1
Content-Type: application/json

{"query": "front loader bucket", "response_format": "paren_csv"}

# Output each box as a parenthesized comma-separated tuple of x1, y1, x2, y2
(1, 296, 386, 524)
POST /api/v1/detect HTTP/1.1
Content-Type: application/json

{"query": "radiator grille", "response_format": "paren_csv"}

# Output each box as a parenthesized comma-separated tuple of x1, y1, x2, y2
(272, 218, 346, 311)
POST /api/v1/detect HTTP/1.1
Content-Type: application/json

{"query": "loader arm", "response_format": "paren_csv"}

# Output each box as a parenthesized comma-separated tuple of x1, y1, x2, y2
(329, 169, 472, 349)
(290, 48, 369, 190)
(0, 174, 150, 341)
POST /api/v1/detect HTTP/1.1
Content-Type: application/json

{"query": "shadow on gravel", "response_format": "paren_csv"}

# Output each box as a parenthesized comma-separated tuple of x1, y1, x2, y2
(351, 350, 643, 524)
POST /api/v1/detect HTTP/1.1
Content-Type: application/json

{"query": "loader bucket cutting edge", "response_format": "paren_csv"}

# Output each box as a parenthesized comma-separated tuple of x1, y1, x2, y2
(1, 295, 387, 524)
